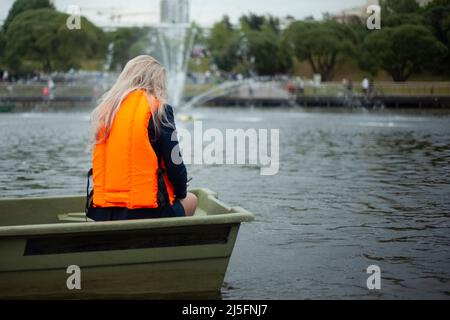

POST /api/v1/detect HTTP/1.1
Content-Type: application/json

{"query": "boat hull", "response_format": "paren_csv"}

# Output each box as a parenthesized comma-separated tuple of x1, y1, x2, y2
(0, 188, 253, 299)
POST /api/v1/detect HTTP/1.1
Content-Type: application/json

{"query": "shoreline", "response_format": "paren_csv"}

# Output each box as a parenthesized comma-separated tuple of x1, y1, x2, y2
(200, 95, 450, 109)
(1, 96, 450, 112)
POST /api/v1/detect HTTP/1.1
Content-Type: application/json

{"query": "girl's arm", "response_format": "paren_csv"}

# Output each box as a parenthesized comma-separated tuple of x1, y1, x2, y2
(148, 105, 188, 199)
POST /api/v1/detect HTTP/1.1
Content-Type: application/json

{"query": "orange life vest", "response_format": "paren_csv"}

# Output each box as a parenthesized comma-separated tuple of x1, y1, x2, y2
(92, 89, 175, 209)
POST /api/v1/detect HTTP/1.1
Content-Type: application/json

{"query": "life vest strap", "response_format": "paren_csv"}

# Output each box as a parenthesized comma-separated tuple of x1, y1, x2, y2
(85, 168, 94, 220)
(155, 149, 170, 210)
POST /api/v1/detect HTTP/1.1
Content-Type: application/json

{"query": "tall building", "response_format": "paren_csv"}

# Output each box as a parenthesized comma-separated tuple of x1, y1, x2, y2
(160, 0, 190, 24)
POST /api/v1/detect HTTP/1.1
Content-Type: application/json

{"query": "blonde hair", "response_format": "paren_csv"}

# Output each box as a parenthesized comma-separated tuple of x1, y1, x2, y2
(88, 55, 172, 150)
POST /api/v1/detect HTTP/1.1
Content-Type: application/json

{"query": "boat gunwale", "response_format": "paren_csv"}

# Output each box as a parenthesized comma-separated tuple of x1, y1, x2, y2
(0, 188, 254, 237)
(0, 212, 254, 237)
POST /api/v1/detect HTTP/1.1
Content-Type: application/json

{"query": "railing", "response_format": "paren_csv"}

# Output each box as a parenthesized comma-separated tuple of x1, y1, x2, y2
(0, 83, 103, 98)
(367, 81, 450, 97)
(283, 82, 450, 97)
(185, 80, 450, 99)
(1, 81, 449, 101)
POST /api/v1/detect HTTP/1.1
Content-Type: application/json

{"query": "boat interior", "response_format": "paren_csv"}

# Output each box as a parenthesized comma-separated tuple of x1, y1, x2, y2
(0, 188, 241, 227)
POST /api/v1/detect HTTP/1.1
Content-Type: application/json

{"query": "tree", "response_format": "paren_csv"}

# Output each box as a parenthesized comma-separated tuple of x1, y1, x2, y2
(240, 13, 281, 33)
(383, 13, 426, 27)
(347, 18, 380, 77)
(361, 24, 447, 81)
(422, 0, 450, 75)
(0, 31, 5, 60)
(233, 14, 290, 75)
(423, 1, 450, 44)
(240, 13, 266, 31)
(207, 16, 240, 72)
(4, 9, 104, 73)
(380, 0, 420, 15)
(284, 21, 357, 81)
(3, 0, 54, 31)
(106, 27, 150, 71)
(245, 25, 292, 75)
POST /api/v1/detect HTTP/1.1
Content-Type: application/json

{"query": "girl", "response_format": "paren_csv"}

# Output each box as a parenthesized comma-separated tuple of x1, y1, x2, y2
(87, 55, 197, 221)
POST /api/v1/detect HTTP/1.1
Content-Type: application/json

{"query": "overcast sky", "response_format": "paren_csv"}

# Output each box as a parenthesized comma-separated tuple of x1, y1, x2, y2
(1, 0, 368, 27)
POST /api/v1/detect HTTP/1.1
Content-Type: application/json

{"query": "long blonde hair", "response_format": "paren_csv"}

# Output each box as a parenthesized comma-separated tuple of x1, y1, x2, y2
(89, 55, 171, 150)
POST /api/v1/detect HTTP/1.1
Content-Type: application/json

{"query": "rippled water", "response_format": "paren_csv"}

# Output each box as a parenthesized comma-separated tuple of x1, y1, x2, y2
(1, 107, 450, 299)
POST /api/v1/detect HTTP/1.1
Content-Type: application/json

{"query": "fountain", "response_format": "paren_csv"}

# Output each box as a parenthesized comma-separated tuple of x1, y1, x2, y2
(151, 0, 194, 107)
(183, 79, 257, 108)
(149, 0, 256, 110)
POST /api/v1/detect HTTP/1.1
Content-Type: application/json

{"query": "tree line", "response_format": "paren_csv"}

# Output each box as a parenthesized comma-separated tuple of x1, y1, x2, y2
(0, 0, 449, 82)
(207, 0, 449, 81)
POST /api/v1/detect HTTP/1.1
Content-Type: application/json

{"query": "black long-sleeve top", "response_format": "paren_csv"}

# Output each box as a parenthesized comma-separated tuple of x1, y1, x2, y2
(148, 105, 188, 199)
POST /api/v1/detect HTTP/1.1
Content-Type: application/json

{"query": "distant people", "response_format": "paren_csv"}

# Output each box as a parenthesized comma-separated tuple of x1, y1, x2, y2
(342, 78, 353, 103)
(248, 81, 254, 97)
(342, 78, 348, 89)
(204, 70, 211, 84)
(287, 79, 295, 97)
(2, 70, 8, 82)
(92, 85, 100, 100)
(42, 86, 50, 100)
(362, 77, 369, 96)
(344, 78, 353, 96)
(294, 76, 304, 95)
(48, 78, 55, 100)
(368, 79, 376, 98)
(347, 79, 353, 94)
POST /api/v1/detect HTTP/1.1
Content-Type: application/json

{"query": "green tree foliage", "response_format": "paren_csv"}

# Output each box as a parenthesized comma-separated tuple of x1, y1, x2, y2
(4, 9, 104, 73)
(3, 0, 54, 31)
(423, 0, 450, 43)
(107, 27, 151, 71)
(244, 26, 292, 75)
(0, 31, 5, 63)
(284, 21, 357, 81)
(1, 0, 447, 80)
(383, 13, 426, 27)
(240, 13, 281, 33)
(207, 16, 240, 72)
(206, 14, 291, 75)
(239, 13, 267, 31)
(239, 14, 291, 75)
(361, 24, 447, 81)
(380, 0, 420, 15)
(422, 0, 450, 75)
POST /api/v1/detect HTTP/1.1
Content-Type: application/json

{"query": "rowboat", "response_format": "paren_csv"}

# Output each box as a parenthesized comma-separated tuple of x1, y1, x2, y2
(0, 188, 254, 299)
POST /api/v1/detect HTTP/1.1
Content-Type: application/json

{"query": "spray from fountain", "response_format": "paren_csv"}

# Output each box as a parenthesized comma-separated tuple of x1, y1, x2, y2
(151, 0, 195, 108)
(149, 1, 254, 111)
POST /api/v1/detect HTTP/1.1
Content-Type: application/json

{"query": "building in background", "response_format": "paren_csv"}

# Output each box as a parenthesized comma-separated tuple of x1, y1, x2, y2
(160, 0, 190, 24)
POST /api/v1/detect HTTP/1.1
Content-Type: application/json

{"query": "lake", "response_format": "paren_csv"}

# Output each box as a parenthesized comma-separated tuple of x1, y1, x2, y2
(0, 107, 449, 299)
